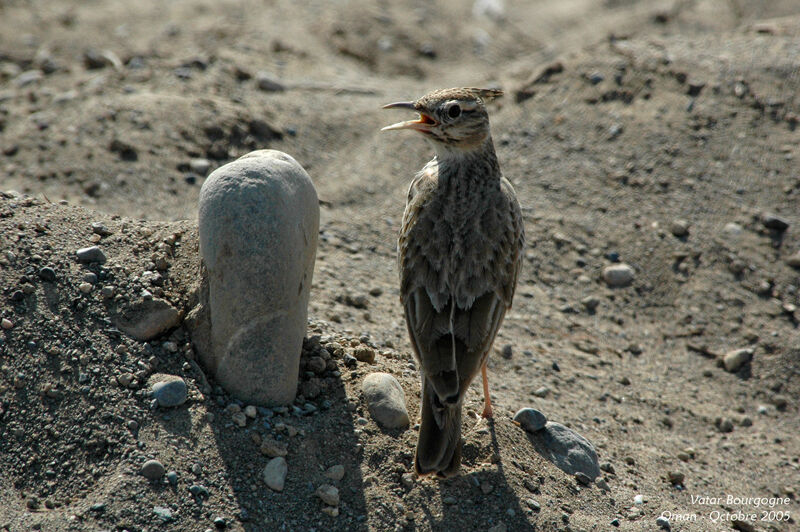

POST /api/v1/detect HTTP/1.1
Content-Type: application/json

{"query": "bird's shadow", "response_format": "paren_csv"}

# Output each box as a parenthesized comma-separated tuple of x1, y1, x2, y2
(419, 418, 535, 531)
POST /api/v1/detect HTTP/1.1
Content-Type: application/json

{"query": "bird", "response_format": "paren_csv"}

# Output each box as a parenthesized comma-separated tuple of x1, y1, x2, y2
(382, 87, 525, 477)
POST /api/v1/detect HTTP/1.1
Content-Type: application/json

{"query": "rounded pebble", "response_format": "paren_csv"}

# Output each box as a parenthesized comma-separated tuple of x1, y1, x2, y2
(361, 373, 409, 428)
(152, 376, 188, 408)
(262, 457, 287, 492)
(315, 484, 340, 506)
(38, 267, 57, 282)
(141, 459, 165, 480)
(669, 219, 690, 237)
(514, 408, 547, 432)
(602, 264, 635, 287)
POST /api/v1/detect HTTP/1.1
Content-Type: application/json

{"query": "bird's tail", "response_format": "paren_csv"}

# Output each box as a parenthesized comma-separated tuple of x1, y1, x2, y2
(415, 377, 462, 477)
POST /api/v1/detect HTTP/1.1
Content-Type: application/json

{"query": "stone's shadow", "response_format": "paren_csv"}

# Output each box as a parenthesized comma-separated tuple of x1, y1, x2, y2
(430, 419, 533, 531)
(522, 422, 600, 481)
(208, 336, 370, 531)
(152, 408, 192, 437)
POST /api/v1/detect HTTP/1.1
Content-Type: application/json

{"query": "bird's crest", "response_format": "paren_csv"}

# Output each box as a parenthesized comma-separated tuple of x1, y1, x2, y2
(468, 88, 503, 103)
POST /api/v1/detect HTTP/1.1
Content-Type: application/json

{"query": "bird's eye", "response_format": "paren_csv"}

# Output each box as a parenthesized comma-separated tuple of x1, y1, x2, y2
(447, 104, 461, 119)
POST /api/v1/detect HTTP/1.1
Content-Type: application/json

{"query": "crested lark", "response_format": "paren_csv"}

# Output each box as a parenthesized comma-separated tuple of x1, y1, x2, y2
(382, 88, 525, 477)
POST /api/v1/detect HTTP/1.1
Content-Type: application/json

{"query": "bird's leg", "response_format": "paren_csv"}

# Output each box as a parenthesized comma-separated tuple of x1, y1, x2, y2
(481, 362, 493, 418)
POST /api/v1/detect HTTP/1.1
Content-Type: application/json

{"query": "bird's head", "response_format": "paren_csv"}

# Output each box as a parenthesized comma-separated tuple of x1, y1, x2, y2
(382, 87, 502, 150)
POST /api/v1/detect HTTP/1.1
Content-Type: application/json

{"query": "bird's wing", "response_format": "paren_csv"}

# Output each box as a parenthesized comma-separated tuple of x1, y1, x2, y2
(400, 176, 523, 402)
(499, 176, 525, 308)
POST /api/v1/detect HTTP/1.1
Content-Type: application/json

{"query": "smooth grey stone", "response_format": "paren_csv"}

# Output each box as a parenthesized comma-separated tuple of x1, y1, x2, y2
(361, 373, 409, 428)
(76, 246, 107, 264)
(191, 150, 318, 405)
(525, 422, 600, 480)
(151, 375, 187, 407)
(140, 459, 165, 480)
(514, 408, 547, 432)
(262, 457, 288, 492)
(602, 263, 634, 287)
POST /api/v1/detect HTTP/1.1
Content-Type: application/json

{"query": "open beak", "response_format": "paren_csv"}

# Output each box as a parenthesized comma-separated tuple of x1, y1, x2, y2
(381, 101, 437, 132)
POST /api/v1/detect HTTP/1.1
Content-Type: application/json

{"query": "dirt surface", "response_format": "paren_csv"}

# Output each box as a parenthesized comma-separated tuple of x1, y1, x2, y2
(1, 1, 799, 531)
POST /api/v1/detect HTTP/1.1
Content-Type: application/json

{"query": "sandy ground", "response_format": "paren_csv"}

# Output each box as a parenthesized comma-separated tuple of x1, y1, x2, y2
(1, 1, 799, 530)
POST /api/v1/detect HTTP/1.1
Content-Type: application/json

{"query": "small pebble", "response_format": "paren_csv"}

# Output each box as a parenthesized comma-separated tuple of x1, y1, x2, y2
(716, 417, 734, 432)
(723, 348, 753, 372)
(321, 506, 339, 517)
(79, 282, 93, 294)
(656, 515, 671, 530)
(152, 376, 188, 407)
(256, 72, 285, 92)
(633, 494, 644, 505)
(581, 295, 600, 311)
(189, 158, 211, 175)
(361, 373, 409, 428)
(500, 344, 513, 359)
(669, 219, 690, 237)
(189, 484, 210, 498)
(786, 252, 800, 268)
(153, 506, 173, 522)
(532, 386, 550, 398)
(141, 459, 165, 480)
(76, 246, 107, 264)
(514, 408, 547, 432)
(723, 222, 743, 235)
(166, 471, 178, 485)
(1, 318, 13, 330)
(667, 471, 684, 485)
(603, 263, 635, 287)
(761, 213, 789, 231)
(316, 484, 340, 506)
(260, 436, 288, 457)
(91, 222, 112, 236)
(38, 267, 57, 282)
(443, 496, 457, 505)
(263, 457, 288, 492)
(325, 464, 345, 481)
(353, 346, 376, 363)
(232, 412, 247, 427)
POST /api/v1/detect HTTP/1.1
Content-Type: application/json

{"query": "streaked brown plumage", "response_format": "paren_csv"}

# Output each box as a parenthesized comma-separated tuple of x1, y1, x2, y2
(382, 88, 525, 477)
